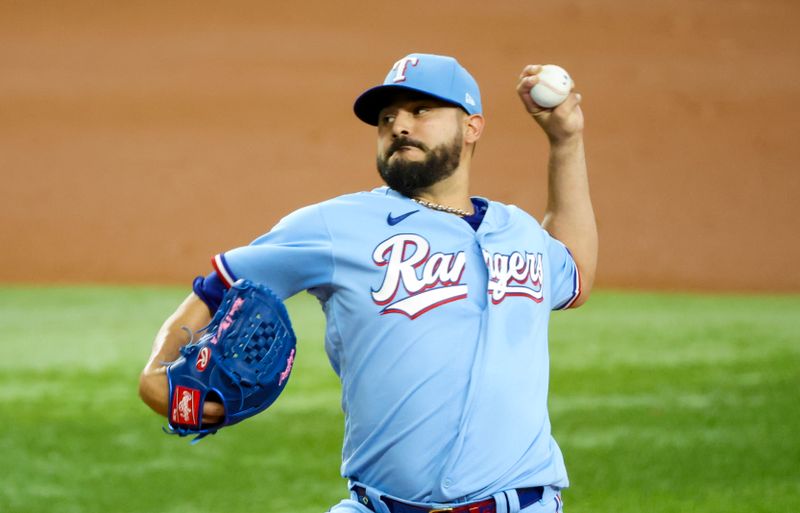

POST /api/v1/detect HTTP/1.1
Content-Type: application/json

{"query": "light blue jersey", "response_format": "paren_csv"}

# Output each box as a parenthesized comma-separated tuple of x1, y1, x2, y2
(212, 187, 580, 502)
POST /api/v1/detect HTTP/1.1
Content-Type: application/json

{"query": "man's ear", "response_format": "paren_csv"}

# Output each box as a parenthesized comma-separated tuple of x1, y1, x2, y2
(463, 114, 485, 144)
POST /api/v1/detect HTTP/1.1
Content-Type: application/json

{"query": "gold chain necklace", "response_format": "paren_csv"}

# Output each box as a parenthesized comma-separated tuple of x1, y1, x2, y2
(412, 197, 473, 217)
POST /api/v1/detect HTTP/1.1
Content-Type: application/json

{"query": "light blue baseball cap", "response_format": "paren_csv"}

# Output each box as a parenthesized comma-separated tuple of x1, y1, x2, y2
(353, 53, 482, 126)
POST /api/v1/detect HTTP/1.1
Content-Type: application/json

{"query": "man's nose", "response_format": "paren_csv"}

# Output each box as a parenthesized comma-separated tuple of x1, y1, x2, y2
(391, 110, 414, 136)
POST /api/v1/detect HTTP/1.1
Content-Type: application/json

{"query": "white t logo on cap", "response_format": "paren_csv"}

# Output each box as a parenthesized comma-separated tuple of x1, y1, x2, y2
(391, 57, 419, 83)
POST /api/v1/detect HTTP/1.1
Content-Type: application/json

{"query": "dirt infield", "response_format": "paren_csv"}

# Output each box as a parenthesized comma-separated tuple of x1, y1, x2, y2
(2, 1, 798, 291)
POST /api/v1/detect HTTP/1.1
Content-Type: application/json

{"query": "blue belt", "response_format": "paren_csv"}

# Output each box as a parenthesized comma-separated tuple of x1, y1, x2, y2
(352, 486, 544, 513)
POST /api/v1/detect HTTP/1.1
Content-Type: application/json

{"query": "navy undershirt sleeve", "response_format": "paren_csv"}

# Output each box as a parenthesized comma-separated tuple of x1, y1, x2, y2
(192, 271, 227, 314)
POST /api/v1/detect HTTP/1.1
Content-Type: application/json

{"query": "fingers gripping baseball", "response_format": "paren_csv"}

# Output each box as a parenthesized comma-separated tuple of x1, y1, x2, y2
(517, 64, 584, 142)
(516, 64, 546, 114)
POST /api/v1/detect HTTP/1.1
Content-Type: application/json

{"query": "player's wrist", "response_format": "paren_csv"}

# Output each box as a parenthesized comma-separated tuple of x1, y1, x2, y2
(548, 131, 584, 149)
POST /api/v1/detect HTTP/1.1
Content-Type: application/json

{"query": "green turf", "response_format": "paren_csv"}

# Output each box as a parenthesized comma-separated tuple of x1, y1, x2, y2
(1, 286, 798, 512)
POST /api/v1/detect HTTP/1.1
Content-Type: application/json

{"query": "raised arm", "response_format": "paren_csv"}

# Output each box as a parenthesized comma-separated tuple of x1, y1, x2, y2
(138, 292, 224, 423)
(516, 64, 598, 306)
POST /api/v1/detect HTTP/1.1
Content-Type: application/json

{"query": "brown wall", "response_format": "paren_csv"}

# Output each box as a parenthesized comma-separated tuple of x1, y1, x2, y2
(2, 1, 799, 291)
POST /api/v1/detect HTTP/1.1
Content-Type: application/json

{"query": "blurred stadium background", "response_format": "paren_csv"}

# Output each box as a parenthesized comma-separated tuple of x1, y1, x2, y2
(1, 1, 798, 512)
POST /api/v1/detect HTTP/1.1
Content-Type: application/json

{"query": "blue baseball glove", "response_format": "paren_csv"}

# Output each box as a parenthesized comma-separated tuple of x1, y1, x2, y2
(165, 279, 297, 442)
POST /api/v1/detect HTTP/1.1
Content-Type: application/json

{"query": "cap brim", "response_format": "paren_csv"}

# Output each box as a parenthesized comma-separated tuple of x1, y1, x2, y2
(353, 85, 461, 126)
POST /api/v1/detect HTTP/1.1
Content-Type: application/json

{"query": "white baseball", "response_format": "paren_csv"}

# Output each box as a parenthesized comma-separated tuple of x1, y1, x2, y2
(529, 64, 573, 108)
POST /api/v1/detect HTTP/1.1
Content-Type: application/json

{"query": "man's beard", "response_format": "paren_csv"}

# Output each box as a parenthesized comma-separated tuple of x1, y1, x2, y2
(376, 133, 463, 198)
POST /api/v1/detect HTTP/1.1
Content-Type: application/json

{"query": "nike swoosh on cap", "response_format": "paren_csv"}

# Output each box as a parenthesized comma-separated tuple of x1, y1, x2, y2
(387, 210, 419, 226)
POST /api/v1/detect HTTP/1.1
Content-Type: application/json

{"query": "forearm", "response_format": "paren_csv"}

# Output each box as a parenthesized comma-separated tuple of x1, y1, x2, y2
(139, 293, 212, 416)
(541, 135, 598, 301)
(515, 64, 597, 301)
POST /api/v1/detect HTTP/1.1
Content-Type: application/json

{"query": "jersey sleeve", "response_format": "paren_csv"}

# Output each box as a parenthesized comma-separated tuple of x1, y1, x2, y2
(212, 203, 333, 300)
(546, 233, 582, 310)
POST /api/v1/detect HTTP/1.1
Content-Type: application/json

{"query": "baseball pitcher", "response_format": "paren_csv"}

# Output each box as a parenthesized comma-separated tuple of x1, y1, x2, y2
(139, 53, 597, 513)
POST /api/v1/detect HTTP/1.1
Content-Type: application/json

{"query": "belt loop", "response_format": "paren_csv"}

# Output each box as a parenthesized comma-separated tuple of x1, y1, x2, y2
(492, 491, 509, 513)
(350, 484, 391, 513)
(367, 490, 391, 513)
(505, 489, 521, 513)
(539, 486, 557, 506)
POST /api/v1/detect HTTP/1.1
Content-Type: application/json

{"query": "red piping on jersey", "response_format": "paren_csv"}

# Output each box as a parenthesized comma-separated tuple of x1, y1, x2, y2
(211, 255, 234, 289)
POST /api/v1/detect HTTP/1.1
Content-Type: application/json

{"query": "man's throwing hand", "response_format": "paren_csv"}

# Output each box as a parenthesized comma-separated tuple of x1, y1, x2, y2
(516, 64, 584, 143)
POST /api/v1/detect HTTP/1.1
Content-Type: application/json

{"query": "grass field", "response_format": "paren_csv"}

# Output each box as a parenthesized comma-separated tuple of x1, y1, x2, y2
(1, 286, 798, 513)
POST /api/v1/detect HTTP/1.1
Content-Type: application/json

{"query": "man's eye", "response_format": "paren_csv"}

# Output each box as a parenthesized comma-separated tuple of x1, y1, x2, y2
(414, 106, 429, 115)
(382, 114, 396, 124)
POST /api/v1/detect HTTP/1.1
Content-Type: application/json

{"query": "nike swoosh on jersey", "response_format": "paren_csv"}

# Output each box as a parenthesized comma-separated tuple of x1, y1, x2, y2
(386, 210, 419, 226)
